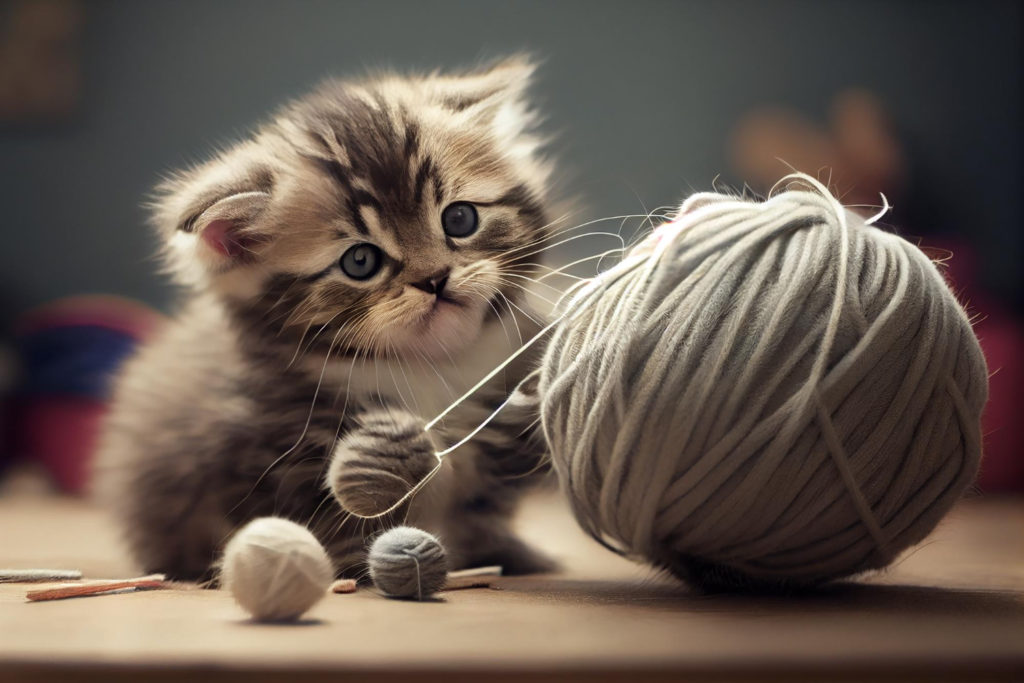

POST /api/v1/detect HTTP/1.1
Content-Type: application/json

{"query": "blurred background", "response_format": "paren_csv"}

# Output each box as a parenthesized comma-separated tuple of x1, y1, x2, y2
(0, 0, 1020, 495)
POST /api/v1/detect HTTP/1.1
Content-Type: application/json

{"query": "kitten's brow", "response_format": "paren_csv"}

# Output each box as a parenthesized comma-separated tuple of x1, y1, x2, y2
(473, 184, 543, 223)
(402, 122, 420, 161)
(412, 157, 433, 205)
(312, 156, 379, 236)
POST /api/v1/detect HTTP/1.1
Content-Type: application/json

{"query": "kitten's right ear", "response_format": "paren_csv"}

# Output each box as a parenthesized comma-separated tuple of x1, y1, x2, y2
(153, 147, 276, 285)
(430, 55, 540, 137)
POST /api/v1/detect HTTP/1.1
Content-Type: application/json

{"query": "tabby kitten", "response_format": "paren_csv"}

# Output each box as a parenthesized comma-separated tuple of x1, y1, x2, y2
(96, 58, 557, 581)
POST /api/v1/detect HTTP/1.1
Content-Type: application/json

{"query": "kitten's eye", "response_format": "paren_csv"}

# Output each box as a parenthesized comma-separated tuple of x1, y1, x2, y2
(441, 202, 479, 238)
(339, 243, 382, 280)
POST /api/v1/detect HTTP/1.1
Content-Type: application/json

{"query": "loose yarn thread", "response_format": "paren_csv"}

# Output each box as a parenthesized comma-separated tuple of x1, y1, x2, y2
(349, 173, 987, 588)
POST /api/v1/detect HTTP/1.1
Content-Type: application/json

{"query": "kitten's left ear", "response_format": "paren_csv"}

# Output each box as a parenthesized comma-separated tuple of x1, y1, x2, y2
(432, 56, 539, 136)
(153, 144, 278, 287)
(188, 191, 273, 263)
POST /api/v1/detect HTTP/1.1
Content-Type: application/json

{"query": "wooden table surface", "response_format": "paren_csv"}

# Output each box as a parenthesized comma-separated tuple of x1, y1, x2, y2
(1, 472, 1022, 682)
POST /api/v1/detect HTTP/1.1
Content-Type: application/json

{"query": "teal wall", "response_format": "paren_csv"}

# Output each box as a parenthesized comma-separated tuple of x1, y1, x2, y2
(1, 0, 1020, 320)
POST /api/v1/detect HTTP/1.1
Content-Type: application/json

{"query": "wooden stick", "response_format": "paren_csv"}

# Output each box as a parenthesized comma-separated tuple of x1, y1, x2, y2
(447, 565, 503, 578)
(441, 577, 497, 591)
(442, 565, 504, 591)
(26, 578, 165, 602)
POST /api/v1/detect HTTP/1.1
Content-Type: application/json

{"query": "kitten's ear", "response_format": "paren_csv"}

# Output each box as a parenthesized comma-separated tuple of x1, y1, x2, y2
(432, 56, 539, 135)
(185, 191, 271, 262)
(153, 147, 277, 283)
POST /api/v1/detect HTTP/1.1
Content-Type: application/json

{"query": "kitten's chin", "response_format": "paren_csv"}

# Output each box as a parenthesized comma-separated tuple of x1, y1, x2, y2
(389, 298, 488, 360)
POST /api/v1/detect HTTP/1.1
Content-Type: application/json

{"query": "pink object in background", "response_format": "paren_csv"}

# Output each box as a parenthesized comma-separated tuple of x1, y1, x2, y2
(7, 295, 165, 495)
(12, 397, 107, 494)
(927, 242, 1024, 494)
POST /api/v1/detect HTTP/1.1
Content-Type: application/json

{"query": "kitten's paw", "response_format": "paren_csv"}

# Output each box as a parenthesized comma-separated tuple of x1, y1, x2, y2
(489, 537, 559, 575)
(328, 408, 438, 517)
(461, 533, 559, 575)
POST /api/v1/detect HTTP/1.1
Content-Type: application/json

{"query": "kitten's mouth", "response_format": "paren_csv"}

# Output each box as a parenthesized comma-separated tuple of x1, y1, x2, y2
(416, 294, 466, 326)
(395, 291, 485, 358)
(416, 286, 466, 311)
(432, 293, 464, 311)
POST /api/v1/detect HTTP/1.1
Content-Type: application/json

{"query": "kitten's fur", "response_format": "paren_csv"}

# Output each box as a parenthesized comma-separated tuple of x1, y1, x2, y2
(96, 58, 556, 581)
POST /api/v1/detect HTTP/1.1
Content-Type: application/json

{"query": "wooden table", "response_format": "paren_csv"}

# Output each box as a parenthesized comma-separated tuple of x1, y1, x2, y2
(1, 473, 1022, 682)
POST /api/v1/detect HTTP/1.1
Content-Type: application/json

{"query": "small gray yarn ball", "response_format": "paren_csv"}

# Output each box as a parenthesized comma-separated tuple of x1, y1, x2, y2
(368, 526, 448, 600)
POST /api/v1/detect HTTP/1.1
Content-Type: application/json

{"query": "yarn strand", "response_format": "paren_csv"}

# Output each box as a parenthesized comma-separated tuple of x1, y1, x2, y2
(348, 173, 986, 589)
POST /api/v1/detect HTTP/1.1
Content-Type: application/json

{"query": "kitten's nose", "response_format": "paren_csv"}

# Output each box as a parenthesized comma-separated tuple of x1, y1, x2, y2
(410, 269, 450, 296)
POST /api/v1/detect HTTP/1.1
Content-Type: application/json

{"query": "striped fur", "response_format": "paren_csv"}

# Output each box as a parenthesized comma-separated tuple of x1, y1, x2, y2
(95, 58, 557, 581)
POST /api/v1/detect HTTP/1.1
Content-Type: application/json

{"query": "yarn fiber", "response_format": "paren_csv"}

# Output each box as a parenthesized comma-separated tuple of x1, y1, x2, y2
(368, 526, 448, 600)
(539, 184, 988, 588)
(221, 516, 334, 621)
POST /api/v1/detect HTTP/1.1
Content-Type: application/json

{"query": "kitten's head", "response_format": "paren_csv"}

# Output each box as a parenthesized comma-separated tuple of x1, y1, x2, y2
(154, 57, 553, 360)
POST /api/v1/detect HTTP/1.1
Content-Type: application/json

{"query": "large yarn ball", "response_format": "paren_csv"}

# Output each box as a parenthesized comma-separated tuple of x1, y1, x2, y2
(368, 526, 448, 600)
(539, 186, 987, 590)
(221, 517, 334, 621)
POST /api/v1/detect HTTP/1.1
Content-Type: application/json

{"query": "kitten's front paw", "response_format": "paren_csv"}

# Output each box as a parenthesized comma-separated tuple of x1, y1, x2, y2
(469, 534, 559, 576)
(328, 408, 438, 517)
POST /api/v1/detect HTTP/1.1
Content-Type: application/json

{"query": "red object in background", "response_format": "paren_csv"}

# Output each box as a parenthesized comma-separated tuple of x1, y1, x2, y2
(728, 89, 1022, 494)
(974, 313, 1024, 492)
(11, 397, 107, 494)
(7, 295, 164, 495)
(927, 241, 1024, 494)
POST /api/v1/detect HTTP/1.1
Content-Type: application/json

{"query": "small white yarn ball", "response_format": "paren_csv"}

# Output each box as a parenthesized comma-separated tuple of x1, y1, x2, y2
(221, 517, 334, 621)
(368, 526, 448, 600)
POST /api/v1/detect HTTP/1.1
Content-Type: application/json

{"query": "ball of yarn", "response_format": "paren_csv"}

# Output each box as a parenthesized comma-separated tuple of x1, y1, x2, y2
(221, 517, 334, 621)
(539, 181, 988, 590)
(368, 526, 448, 600)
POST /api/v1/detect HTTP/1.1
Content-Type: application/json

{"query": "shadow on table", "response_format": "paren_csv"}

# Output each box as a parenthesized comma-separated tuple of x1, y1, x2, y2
(501, 574, 1024, 618)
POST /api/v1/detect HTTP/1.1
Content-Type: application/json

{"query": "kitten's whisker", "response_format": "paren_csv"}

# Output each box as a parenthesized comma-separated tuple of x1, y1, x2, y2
(494, 231, 627, 266)
(228, 318, 355, 517)
(464, 276, 548, 325)
(487, 290, 530, 349)
(305, 487, 337, 530)
(476, 288, 519, 349)
(494, 212, 651, 259)
(500, 272, 568, 295)
(302, 299, 375, 350)
(410, 345, 457, 404)
(387, 339, 419, 416)
(287, 310, 343, 369)
(519, 208, 669, 266)
(329, 346, 363, 446)
(493, 289, 541, 329)
(520, 246, 629, 284)
(261, 277, 303, 315)
(417, 326, 468, 401)
(523, 209, 638, 247)
(489, 277, 559, 308)
(515, 263, 587, 282)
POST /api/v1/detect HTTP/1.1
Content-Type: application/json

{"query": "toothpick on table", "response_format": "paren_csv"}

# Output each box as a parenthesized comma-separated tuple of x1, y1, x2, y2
(443, 565, 503, 591)
(26, 574, 167, 602)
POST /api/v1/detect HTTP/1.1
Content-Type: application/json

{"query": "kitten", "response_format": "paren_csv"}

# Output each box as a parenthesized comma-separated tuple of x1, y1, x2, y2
(95, 57, 557, 581)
